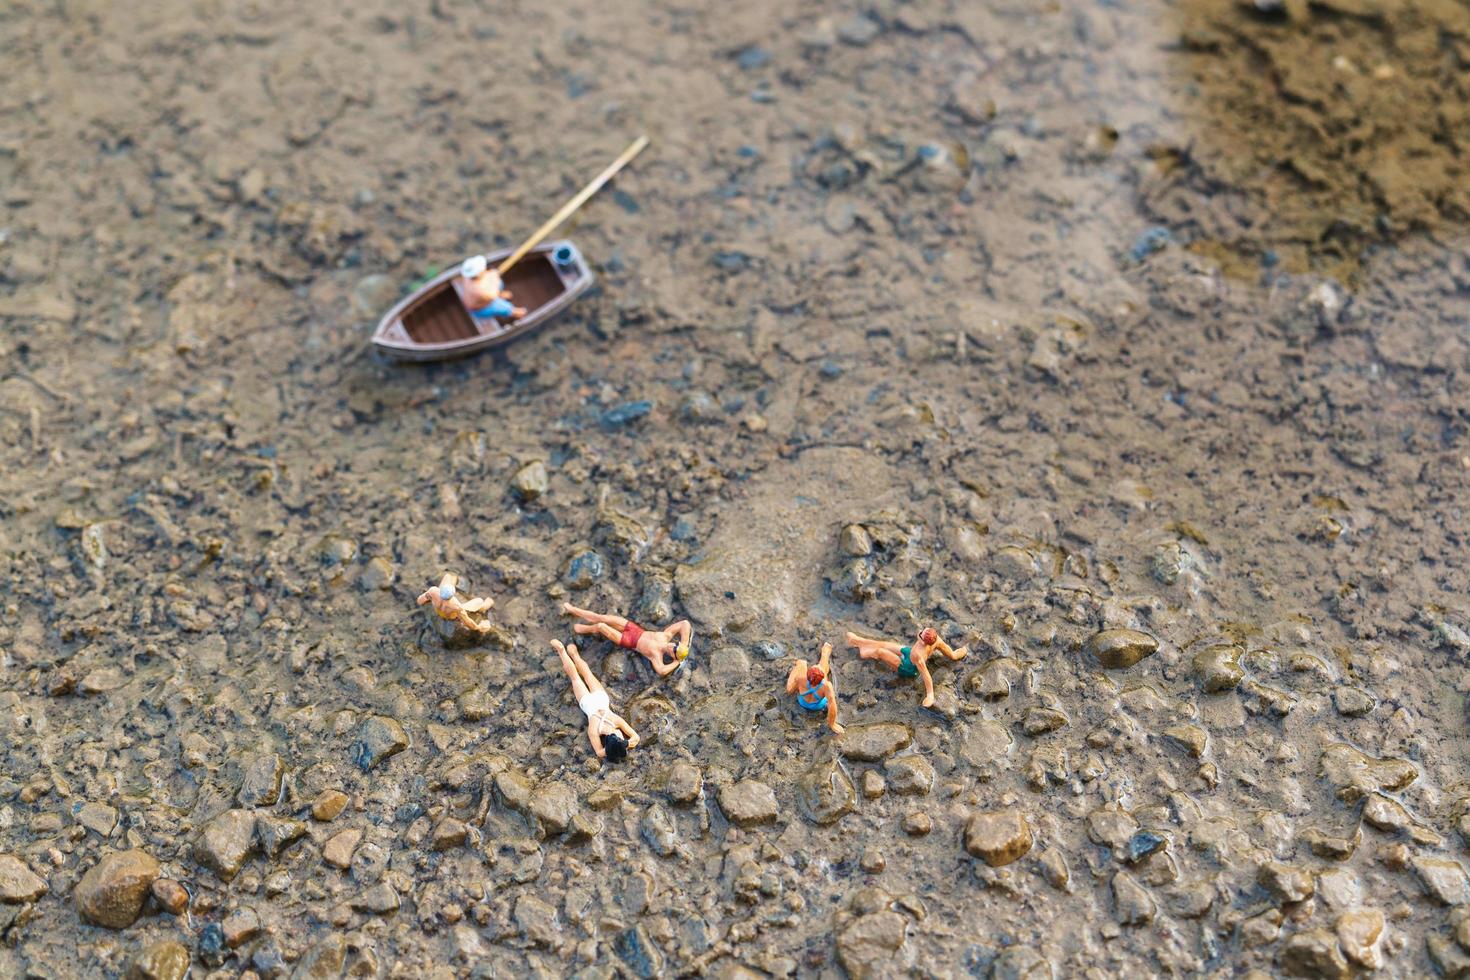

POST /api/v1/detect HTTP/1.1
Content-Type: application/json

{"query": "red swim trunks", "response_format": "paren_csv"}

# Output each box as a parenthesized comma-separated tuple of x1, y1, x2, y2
(619, 621, 645, 650)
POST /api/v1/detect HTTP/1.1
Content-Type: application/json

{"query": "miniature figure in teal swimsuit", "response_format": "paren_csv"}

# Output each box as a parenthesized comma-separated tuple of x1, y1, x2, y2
(785, 642, 843, 734)
(848, 626, 968, 708)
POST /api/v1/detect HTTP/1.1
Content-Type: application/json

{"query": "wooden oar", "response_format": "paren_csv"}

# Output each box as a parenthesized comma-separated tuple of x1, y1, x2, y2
(496, 135, 650, 276)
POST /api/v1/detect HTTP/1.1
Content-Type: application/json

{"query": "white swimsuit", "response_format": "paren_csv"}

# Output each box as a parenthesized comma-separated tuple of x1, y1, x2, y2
(579, 689, 611, 720)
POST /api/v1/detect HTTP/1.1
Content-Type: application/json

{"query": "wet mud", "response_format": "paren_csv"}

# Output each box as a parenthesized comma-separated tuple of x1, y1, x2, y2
(1, 0, 1469, 978)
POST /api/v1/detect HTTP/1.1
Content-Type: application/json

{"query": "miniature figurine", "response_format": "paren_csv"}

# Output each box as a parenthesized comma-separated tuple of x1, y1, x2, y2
(786, 641, 844, 734)
(561, 602, 692, 676)
(416, 573, 494, 633)
(459, 255, 526, 321)
(553, 639, 640, 761)
(847, 626, 968, 708)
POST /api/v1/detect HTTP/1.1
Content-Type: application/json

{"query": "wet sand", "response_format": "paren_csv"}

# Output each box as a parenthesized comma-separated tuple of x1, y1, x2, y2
(2, 0, 1469, 977)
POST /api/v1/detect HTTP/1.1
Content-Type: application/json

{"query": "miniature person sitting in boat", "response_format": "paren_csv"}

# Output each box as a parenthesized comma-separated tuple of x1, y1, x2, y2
(458, 255, 527, 322)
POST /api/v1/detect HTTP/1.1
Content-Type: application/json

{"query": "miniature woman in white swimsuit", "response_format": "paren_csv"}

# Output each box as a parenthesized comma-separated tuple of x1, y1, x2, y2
(552, 639, 640, 761)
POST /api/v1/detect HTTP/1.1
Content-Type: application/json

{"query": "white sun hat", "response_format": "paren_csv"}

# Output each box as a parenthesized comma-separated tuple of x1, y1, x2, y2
(460, 255, 488, 279)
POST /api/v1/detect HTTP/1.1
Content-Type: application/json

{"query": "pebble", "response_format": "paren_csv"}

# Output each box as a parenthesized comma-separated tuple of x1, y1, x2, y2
(293, 934, 346, 979)
(640, 804, 678, 856)
(353, 882, 400, 915)
(860, 847, 885, 873)
(75, 800, 119, 837)
(323, 829, 363, 870)
(194, 809, 257, 881)
(1162, 724, 1209, 758)
(680, 391, 721, 424)
(197, 922, 226, 967)
(836, 13, 882, 45)
(1086, 805, 1139, 849)
(797, 757, 856, 825)
(74, 848, 161, 929)
(1087, 629, 1159, 669)
(1124, 830, 1167, 864)
(902, 811, 932, 836)
(150, 879, 188, 915)
(1362, 793, 1410, 832)
(0, 854, 47, 904)
(882, 756, 935, 796)
(1259, 861, 1316, 903)
(311, 790, 349, 822)
(1022, 707, 1068, 736)
(430, 818, 467, 851)
(511, 461, 549, 501)
(1319, 744, 1418, 802)
(600, 400, 653, 428)
(1279, 927, 1350, 979)
(615, 923, 666, 979)
(968, 658, 1022, 699)
(238, 751, 285, 807)
(1412, 856, 1470, 906)
(1333, 687, 1377, 717)
(126, 940, 190, 980)
(839, 723, 913, 762)
(562, 549, 606, 589)
(840, 524, 873, 557)
(1111, 870, 1156, 925)
(963, 809, 1032, 866)
(990, 946, 1050, 980)
(1335, 908, 1384, 969)
(665, 763, 703, 805)
(718, 780, 779, 827)
(255, 814, 307, 859)
(353, 716, 408, 771)
(1315, 869, 1362, 909)
(1193, 644, 1245, 693)
(360, 555, 396, 590)
(708, 645, 752, 687)
(862, 771, 886, 799)
(530, 781, 580, 835)
(836, 910, 907, 980)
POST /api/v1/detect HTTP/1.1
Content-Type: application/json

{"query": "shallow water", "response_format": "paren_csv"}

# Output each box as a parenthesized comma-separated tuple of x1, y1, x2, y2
(2, 0, 1469, 977)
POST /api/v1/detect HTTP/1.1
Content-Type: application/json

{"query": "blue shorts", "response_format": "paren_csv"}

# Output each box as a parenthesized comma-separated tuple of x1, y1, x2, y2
(471, 297, 515, 319)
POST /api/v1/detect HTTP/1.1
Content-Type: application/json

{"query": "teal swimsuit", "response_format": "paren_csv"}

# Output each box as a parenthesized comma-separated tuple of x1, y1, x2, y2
(897, 646, 918, 678)
(797, 683, 828, 712)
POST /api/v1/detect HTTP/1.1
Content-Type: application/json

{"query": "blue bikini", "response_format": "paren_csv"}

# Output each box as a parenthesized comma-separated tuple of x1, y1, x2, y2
(797, 683, 828, 712)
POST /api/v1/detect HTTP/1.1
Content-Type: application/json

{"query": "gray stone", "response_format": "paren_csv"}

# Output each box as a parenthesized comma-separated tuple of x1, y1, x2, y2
(353, 716, 407, 771)
(839, 723, 913, 762)
(238, 751, 285, 806)
(665, 762, 703, 805)
(640, 804, 678, 856)
(1319, 744, 1417, 802)
(964, 810, 1032, 866)
(511, 461, 549, 501)
(0, 854, 47, 903)
(1413, 856, 1470, 906)
(990, 945, 1053, 980)
(75, 849, 161, 929)
(797, 757, 856, 825)
(255, 814, 308, 859)
(1279, 927, 1350, 979)
(1259, 861, 1315, 904)
(531, 781, 580, 835)
(718, 780, 779, 826)
(194, 809, 257, 881)
(515, 894, 558, 946)
(836, 13, 882, 46)
(836, 910, 908, 979)
(883, 756, 935, 796)
(614, 923, 665, 979)
(1112, 870, 1156, 925)
(1087, 629, 1158, 669)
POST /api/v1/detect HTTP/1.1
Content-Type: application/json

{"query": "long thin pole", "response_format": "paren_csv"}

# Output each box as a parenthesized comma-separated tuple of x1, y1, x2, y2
(496, 135, 650, 276)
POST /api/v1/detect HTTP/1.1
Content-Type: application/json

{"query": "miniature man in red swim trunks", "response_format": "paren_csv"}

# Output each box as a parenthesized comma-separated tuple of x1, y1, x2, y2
(561, 602, 693, 677)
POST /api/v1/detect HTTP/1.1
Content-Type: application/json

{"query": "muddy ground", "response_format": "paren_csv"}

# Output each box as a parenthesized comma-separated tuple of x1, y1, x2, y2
(2, 0, 1469, 977)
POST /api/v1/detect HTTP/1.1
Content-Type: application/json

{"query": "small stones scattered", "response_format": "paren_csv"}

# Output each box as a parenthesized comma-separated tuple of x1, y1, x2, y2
(511, 460, 549, 501)
(312, 789, 349, 821)
(665, 762, 703, 805)
(798, 757, 856, 825)
(839, 723, 913, 762)
(127, 940, 190, 980)
(353, 716, 408, 771)
(882, 756, 935, 796)
(1259, 861, 1316, 904)
(1279, 927, 1350, 979)
(74, 849, 161, 929)
(1111, 870, 1156, 926)
(0, 855, 47, 904)
(963, 809, 1032, 866)
(323, 829, 363, 870)
(194, 809, 257, 882)
(1087, 629, 1159, 669)
(238, 750, 285, 806)
(1193, 644, 1245, 693)
(1412, 856, 1470, 906)
(718, 780, 779, 827)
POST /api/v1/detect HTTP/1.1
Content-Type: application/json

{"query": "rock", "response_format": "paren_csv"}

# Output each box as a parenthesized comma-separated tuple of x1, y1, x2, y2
(836, 910, 908, 979)
(563, 550, 606, 589)
(615, 923, 665, 978)
(1315, 869, 1361, 909)
(1362, 794, 1410, 831)
(323, 829, 363, 870)
(1162, 724, 1209, 758)
(1259, 861, 1315, 904)
(1243, 909, 1283, 948)
(1412, 856, 1470, 906)
(990, 945, 1052, 979)
(75, 801, 119, 837)
(1335, 908, 1384, 969)
(530, 782, 580, 835)
(1112, 870, 1156, 926)
(839, 723, 913, 762)
(840, 524, 873, 557)
(963, 810, 1033, 866)
(430, 818, 467, 851)
(665, 762, 703, 805)
(1193, 644, 1245, 693)
(222, 906, 261, 948)
(797, 757, 856, 825)
(1279, 927, 1350, 979)
(1085, 805, 1139, 849)
(968, 657, 1022, 699)
(1022, 707, 1068, 736)
(360, 556, 396, 590)
(718, 780, 779, 826)
(1124, 830, 1167, 864)
(151, 879, 188, 915)
(194, 809, 257, 881)
(238, 751, 285, 806)
(1319, 744, 1417, 802)
(1038, 849, 1071, 892)
(902, 811, 933, 836)
(836, 13, 882, 46)
(0, 854, 47, 903)
(1428, 933, 1470, 977)
(127, 940, 190, 980)
(640, 805, 678, 856)
(495, 768, 534, 814)
(862, 771, 886, 799)
(311, 790, 349, 821)
(883, 756, 935, 796)
(1333, 687, 1376, 717)
(255, 815, 308, 859)
(601, 400, 653, 428)
(1166, 882, 1214, 918)
(353, 882, 399, 915)
(514, 894, 558, 946)
(353, 716, 408, 771)
(1087, 629, 1158, 669)
(75, 848, 161, 929)
(708, 645, 752, 687)
(511, 461, 549, 501)
(292, 934, 346, 979)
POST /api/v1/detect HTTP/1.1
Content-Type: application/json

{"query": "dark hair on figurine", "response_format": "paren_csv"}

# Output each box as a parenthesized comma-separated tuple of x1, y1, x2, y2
(602, 731, 628, 762)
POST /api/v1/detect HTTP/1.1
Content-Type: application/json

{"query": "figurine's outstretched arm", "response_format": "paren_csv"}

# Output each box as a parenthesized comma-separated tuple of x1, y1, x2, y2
(618, 718, 640, 749)
(665, 620, 693, 648)
(918, 661, 936, 708)
(416, 591, 434, 606)
(934, 637, 967, 661)
(588, 723, 605, 759)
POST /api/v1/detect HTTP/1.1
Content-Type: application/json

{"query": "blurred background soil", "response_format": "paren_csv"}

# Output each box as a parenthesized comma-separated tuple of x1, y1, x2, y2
(1, 0, 1468, 977)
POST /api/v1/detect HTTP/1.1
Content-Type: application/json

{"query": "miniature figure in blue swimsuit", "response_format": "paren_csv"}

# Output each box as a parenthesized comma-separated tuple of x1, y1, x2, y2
(848, 626, 968, 708)
(459, 255, 527, 322)
(785, 642, 843, 734)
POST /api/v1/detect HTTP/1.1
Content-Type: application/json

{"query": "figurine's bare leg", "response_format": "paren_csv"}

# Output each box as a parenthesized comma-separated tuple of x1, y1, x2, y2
(917, 660, 936, 708)
(553, 641, 591, 704)
(458, 610, 490, 633)
(846, 632, 903, 657)
(786, 659, 810, 694)
(567, 643, 606, 696)
(574, 622, 624, 645)
(563, 603, 628, 630)
(817, 642, 834, 676)
(853, 642, 902, 670)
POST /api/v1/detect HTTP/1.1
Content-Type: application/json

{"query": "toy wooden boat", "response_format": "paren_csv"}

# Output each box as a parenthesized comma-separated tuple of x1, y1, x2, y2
(371, 240, 593, 361)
